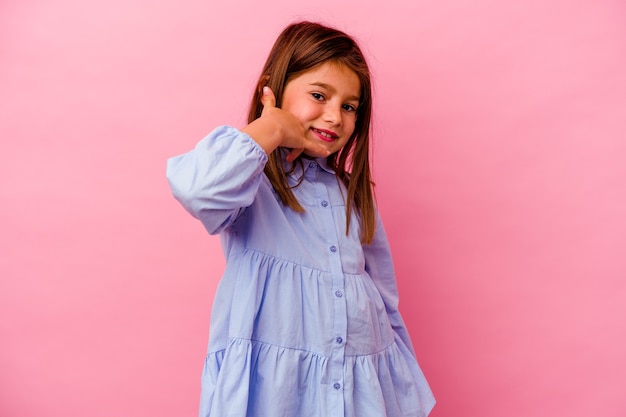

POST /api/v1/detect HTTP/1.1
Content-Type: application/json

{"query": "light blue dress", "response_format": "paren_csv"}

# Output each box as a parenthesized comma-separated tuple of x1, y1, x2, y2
(166, 126, 435, 417)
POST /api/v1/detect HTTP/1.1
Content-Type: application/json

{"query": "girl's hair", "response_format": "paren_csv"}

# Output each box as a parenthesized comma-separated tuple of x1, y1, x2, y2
(247, 21, 376, 244)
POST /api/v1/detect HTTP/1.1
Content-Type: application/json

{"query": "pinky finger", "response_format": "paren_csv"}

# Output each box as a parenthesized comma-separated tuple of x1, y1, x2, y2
(286, 148, 304, 162)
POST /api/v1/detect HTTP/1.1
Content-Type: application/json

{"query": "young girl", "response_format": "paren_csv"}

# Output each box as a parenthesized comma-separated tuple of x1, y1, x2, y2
(167, 21, 435, 417)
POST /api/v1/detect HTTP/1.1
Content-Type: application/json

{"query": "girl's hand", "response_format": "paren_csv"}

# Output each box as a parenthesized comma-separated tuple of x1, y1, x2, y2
(242, 87, 330, 162)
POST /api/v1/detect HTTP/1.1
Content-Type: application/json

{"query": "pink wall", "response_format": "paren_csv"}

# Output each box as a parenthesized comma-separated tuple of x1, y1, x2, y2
(1, 0, 625, 416)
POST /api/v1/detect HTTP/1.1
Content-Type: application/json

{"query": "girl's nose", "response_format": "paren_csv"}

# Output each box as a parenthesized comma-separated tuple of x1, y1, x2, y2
(323, 105, 342, 126)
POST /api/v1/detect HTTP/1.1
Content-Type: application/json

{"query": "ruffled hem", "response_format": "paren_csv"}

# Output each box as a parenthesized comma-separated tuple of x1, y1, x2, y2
(199, 338, 435, 417)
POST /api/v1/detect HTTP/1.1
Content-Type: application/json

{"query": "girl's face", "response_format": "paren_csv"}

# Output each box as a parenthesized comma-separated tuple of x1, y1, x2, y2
(281, 62, 361, 157)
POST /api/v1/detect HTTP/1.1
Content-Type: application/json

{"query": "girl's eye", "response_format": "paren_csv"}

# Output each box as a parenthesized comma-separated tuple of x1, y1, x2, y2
(342, 104, 357, 112)
(311, 92, 324, 101)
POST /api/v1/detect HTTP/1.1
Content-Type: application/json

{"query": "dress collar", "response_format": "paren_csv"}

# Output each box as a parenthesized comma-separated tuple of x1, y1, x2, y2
(279, 148, 336, 175)
(307, 155, 335, 174)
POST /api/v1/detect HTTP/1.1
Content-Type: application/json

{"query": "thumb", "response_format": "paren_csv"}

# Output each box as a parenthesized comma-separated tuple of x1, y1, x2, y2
(260, 86, 276, 109)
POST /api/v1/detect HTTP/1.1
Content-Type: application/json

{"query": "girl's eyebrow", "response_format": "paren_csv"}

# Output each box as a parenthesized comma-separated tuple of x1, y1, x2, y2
(309, 82, 360, 102)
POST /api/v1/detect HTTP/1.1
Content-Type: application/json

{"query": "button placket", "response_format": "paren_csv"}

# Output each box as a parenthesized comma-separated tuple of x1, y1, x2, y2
(313, 171, 346, 411)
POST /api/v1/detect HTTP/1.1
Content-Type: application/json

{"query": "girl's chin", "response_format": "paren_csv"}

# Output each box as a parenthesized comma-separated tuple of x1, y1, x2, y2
(302, 149, 335, 159)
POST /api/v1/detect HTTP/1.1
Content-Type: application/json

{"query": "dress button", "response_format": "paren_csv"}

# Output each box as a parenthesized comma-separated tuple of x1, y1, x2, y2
(309, 162, 317, 168)
(335, 290, 343, 298)
(336, 337, 343, 344)
(330, 245, 337, 252)
(321, 200, 328, 207)
(333, 383, 341, 390)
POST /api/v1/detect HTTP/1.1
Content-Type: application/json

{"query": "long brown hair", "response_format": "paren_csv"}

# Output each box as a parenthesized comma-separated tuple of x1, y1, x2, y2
(248, 21, 376, 244)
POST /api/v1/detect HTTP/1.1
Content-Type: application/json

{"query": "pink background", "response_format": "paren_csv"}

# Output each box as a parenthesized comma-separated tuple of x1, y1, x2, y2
(1, 0, 625, 416)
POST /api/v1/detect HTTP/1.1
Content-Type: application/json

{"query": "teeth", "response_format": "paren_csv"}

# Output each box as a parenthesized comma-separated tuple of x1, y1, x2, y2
(316, 129, 334, 139)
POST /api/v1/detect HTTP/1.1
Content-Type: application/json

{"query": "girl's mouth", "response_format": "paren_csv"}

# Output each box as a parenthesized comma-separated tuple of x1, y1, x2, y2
(312, 128, 338, 142)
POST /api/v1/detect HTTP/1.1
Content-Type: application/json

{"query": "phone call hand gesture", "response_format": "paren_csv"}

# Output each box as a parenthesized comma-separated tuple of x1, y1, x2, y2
(242, 86, 330, 162)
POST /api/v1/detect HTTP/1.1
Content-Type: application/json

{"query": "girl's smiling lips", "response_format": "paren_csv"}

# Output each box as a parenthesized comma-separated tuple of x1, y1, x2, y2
(311, 127, 338, 142)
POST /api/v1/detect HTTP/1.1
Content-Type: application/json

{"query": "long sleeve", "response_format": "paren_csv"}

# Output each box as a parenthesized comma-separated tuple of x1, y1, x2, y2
(363, 212, 417, 356)
(166, 125, 268, 235)
(363, 212, 436, 413)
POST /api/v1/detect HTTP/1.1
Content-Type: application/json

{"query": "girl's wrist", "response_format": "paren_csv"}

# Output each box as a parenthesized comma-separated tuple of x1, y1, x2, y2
(241, 117, 283, 155)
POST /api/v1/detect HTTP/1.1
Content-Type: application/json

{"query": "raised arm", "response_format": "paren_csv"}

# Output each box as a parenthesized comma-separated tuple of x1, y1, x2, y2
(166, 126, 267, 235)
(166, 87, 329, 235)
